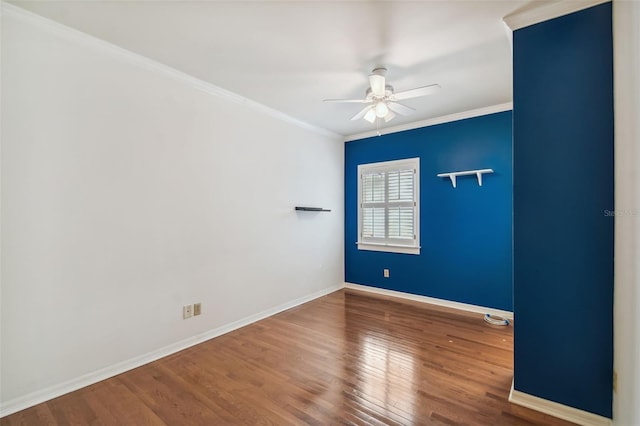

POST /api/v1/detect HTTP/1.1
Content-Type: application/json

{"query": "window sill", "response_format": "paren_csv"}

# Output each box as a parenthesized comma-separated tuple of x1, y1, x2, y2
(356, 242, 420, 255)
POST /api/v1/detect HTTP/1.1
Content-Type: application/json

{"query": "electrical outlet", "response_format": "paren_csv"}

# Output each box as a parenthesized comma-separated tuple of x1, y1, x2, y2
(183, 304, 193, 319)
(383, 269, 390, 278)
(193, 303, 202, 316)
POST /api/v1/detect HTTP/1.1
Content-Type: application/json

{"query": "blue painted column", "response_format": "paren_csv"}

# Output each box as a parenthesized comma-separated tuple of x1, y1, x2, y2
(513, 2, 614, 418)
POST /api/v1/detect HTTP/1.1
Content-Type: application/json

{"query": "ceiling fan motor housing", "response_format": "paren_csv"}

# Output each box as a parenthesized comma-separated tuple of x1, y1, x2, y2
(365, 85, 394, 100)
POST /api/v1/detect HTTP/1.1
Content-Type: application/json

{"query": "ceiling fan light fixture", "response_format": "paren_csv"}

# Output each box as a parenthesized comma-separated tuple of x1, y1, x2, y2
(384, 110, 396, 122)
(375, 101, 389, 118)
(364, 109, 376, 123)
(323, 67, 440, 126)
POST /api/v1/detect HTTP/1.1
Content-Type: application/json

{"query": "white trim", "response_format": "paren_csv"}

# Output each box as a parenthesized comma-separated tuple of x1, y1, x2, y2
(0, 284, 343, 417)
(345, 102, 512, 142)
(509, 381, 613, 426)
(344, 282, 513, 319)
(612, 0, 640, 424)
(502, 19, 514, 55)
(503, 0, 611, 31)
(356, 243, 420, 255)
(0, 2, 340, 140)
(356, 241, 421, 249)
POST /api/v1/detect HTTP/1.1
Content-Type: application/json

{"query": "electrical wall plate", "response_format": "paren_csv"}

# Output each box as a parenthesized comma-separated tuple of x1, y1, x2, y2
(183, 304, 193, 319)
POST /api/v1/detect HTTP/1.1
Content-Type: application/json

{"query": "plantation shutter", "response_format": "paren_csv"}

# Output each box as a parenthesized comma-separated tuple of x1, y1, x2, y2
(387, 169, 415, 240)
(359, 162, 417, 246)
(361, 172, 386, 238)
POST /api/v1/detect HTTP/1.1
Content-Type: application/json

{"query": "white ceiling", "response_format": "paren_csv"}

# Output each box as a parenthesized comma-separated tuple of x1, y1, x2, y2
(9, 0, 531, 137)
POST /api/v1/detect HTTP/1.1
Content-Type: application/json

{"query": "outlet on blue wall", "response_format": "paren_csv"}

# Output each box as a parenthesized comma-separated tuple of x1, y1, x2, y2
(345, 111, 513, 311)
(513, 2, 614, 418)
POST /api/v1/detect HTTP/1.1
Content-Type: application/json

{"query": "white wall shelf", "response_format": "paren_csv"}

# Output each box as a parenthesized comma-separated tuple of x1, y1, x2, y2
(437, 168, 494, 188)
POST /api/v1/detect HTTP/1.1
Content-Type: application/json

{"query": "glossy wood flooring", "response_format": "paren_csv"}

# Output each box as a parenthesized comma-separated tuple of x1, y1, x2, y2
(2, 289, 576, 425)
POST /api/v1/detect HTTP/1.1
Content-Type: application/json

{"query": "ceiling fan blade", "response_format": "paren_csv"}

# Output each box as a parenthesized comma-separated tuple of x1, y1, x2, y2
(368, 69, 386, 97)
(351, 105, 375, 121)
(392, 84, 441, 101)
(323, 98, 370, 103)
(387, 102, 415, 116)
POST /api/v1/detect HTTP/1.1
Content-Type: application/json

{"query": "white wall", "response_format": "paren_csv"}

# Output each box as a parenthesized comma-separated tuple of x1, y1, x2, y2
(613, 0, 640, 424)
(0, 6, 344, 415)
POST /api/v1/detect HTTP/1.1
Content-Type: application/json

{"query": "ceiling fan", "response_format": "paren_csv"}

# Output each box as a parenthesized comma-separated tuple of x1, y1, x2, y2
(323, 67, 441, 124)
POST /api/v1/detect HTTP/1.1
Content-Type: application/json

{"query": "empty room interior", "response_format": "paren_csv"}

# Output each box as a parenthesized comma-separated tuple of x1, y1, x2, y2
(1, 0, 639, 425)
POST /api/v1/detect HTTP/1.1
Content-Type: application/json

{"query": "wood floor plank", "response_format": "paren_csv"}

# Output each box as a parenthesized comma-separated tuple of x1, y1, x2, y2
(1, 289, 578, 425)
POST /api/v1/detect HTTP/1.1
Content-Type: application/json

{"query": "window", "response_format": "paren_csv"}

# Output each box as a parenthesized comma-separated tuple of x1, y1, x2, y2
(357, 158, 420, 254)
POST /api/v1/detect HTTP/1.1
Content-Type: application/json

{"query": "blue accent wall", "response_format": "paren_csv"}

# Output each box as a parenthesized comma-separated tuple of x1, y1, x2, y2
(345, 111, 513, 311)
(513, 3, 614, 418)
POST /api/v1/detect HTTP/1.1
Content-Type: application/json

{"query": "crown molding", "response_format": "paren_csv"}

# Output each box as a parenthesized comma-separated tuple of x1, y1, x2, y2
(0, 2, 341, 140)
(345, 102, 512, 142)
(503, 0, 611, 31)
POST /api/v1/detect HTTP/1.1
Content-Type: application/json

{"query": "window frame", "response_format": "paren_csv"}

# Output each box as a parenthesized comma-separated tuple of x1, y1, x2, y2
(357, 158, 420, 255)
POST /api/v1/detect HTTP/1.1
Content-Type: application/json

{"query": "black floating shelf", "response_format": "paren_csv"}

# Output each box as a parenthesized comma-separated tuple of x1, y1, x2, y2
(295, 206, 331, 212)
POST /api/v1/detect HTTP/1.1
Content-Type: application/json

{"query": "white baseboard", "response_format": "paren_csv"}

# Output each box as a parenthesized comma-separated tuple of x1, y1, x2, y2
(0, 284, 343, 418)
(509, 380, 612, 426)
(344, 282, 513, 319)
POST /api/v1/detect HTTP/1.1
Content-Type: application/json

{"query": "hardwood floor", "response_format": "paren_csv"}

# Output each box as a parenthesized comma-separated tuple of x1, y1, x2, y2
(1, 289, 576, 425)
